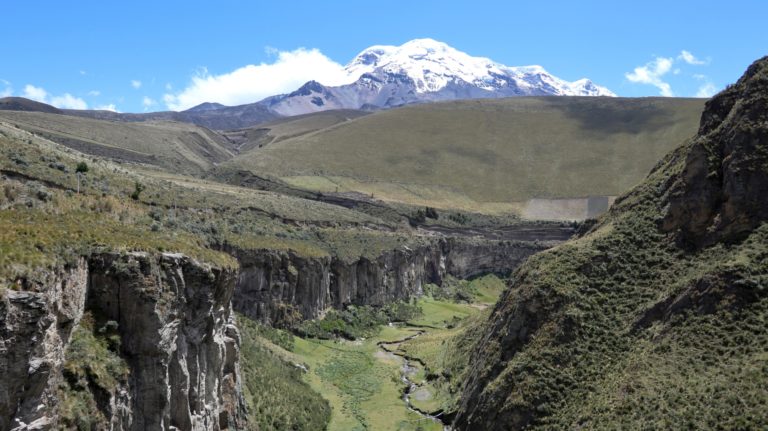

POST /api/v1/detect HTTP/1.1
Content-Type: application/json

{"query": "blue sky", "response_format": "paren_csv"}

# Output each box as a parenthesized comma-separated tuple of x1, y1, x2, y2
(2, 0, 766, 112)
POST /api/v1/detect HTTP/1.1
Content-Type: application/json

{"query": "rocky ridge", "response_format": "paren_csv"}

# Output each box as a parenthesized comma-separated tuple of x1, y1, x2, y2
(453, 57, 768, 429)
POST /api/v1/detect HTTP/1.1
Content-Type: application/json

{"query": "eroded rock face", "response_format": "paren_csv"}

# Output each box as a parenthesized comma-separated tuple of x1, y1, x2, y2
(230, 238, 549, 325)
(662, 56, 768, 248)
(0, 259, 88, 430)
(0, 253, 245, 431)
(87, 252, 244, 431)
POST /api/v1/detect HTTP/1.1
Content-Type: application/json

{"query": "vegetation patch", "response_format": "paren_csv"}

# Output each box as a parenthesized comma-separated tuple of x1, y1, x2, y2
(237, 314, 331, 430)
(423, 273, 506, 304)
(296, 301, 423, 340)
(59, 312, 129, 430)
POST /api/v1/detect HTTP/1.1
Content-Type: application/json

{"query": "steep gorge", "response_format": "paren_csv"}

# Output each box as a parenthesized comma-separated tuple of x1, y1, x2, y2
(453, 57, 768, 430)
(229, 237, 555, 326)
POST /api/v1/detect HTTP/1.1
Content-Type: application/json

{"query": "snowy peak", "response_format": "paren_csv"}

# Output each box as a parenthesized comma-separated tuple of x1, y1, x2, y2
(346, 38, 506, 93)
(265, 39, 614, 116)
(344, 38, 614, 96)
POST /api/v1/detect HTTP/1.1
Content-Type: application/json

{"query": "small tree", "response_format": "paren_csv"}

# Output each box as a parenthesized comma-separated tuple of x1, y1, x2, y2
(75, 161, 89, 173)
(131, 182, 145, 200)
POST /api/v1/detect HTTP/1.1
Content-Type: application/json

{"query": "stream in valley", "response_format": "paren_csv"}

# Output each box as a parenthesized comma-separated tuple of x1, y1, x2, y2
(377, 329, 450, 429)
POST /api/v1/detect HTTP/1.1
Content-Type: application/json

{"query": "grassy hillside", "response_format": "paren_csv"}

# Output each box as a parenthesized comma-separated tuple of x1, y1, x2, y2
(0, 110, 234, 174)
(218, 97, 704, 215)
(222, 109, 369, 152)
(0, 97, 63, 114)
(453, 58, 768, 430)
(0, 119, 431, 283)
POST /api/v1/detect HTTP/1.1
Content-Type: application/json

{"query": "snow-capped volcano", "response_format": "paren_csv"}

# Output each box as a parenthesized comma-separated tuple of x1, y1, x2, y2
(262, 38, 614, 116)
(345, 38, 613, 96)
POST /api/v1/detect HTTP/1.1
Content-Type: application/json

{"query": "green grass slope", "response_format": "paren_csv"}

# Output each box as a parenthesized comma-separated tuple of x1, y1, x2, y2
(0, 110, 234, 174)
(453, 58, 768, 430)
(237, 315, 331, 430)
(219, 97, 704, 213)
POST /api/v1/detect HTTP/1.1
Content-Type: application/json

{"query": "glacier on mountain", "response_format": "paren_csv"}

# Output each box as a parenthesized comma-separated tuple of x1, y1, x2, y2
(258, 38, 614, 116)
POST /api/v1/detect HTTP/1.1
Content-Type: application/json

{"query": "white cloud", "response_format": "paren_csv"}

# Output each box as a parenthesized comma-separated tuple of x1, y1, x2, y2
(95, 104, 119, 112)
(626, 50, 714, 97)
(131, 80, 142, 89)
(679, 50, 707, 65)
(22, 84, 88, 109)
(23, 84, 49, 101)
(50, 94, 88, 109)
(1, 82, 11, 97)
(163, 47, 358, 111)
(625, 56, 675, 97)
(696, 82, 718, 98)
(88, 90, 101, 96)
(142, 96, 156, 108)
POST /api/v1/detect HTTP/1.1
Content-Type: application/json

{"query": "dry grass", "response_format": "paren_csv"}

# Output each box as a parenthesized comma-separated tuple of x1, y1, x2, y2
(0, 110, 233, 174)
(221, 97, 703, 210)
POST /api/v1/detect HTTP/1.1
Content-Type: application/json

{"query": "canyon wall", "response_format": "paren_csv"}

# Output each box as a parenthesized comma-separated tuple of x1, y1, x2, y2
(230, 238, 552, 325)
(0, 252, 244, 431)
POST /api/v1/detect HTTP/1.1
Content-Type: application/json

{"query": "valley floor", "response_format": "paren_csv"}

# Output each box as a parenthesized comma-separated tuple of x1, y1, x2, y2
(241, 275, 504, 430)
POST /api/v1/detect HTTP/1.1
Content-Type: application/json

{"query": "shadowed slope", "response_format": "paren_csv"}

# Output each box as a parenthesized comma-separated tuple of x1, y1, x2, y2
(453, 57, 768, 430)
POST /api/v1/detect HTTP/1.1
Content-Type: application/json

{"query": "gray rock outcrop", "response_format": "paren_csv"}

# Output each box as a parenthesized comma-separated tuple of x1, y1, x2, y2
(0, 252, 245, 430)
(230, 238, 550, 325)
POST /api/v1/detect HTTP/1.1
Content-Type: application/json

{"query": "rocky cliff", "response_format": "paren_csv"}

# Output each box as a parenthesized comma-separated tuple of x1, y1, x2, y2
(453, 57, 768, 429)
(0, 252, 245, 430)
(229, 238, 550, 325)
(0, 259, 89, 430)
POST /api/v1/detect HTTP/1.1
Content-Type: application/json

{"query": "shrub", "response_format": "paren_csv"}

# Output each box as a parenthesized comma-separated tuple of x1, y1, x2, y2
(49, 162, 67, 172)
(35, 186, 53, 202)
(130, 182, 144, 200)
(75, 161, 89, 173)
(296, 302, 423, 340)
(449, 213, 471, 225)
(409, 209, 427, 227)
(3, 183, 21, 202)
(148, 207, 163, 221)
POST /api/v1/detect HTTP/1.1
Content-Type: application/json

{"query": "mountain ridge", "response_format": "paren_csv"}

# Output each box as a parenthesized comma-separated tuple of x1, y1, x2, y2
(264, 38, 615, 115)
